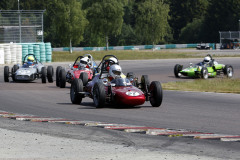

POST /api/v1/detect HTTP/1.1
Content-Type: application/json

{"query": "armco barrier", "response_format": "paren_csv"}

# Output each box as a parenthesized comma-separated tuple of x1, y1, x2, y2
(53, 43, 201, 52)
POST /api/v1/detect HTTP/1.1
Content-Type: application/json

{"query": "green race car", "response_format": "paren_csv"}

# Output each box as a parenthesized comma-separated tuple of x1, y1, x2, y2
(174, 55, 233, 79)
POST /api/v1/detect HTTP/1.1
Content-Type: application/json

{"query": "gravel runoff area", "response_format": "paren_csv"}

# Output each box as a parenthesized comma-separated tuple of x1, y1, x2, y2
(0, 127, 223, 160)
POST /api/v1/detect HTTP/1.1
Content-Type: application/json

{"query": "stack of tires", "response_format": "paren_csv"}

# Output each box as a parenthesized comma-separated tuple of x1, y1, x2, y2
(45, 42, 52, 63)
(40, 43, 46, 62)
(16, 45, 22, 64)
(28, 44, 34, 55)
(4, 45, 11, 64)
(0, 47, 4, 65)
(10, 44, 17, 64)
(22, 44, 28, 61)
(33, 45, 40, 60)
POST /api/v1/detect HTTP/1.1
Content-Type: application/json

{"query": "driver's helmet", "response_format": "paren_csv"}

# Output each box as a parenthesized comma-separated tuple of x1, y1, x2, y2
(109, 57, 118, 65)
(203, 56, 211, 64)
(109, 64, 122, 79)
(27, 56, 34, 65)
(79, 57, 89, 68)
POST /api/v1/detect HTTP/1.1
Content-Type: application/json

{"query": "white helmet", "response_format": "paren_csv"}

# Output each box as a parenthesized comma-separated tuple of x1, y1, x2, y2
(203, 56, 211, 64)
(109, 57, 118, 64)
(109, 64, 122, 79)
(80, 57, 89, 68)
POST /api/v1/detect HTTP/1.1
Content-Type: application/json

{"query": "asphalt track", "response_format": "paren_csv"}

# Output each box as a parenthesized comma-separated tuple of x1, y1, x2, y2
(0, 56, 240, 159)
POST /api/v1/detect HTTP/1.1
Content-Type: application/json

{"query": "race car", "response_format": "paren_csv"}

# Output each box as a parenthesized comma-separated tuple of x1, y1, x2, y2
(4, 54, 54, 83)
(70, 55, 163, 108)
(56, 54, 98, 88)
(174, 54, 233, 79)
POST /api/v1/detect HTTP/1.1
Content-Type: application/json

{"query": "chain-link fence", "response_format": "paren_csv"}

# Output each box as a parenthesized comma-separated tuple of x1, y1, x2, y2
(0, 10, 45, 43)
(219, 31, 240, 49)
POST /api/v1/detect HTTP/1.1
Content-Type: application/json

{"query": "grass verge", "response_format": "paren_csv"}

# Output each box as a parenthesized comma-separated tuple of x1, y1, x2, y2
(52, 50, 203, 62)
(162, 78, 240, 94)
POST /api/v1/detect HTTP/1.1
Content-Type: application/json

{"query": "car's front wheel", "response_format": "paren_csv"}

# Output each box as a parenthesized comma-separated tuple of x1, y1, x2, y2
(80, 72, 88, 86)
(93, 82, 106, 108)
(41, 67, 47, 83)
(174, 64, 182, 78)
(56, 66, 62, 87)
(47, 66, 54, 83)
(70, 79, 83, 104)
(149, 81, 163, 107)
(4, 66, 9, 82)
(59, 69, 66, 88)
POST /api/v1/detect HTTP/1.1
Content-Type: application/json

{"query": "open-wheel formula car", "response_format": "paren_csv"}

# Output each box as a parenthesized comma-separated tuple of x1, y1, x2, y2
(70, 55, 163, 108)
(4, 54, 54, 83)
(174, 54, 233, 79)
(56, 54, 98, 88)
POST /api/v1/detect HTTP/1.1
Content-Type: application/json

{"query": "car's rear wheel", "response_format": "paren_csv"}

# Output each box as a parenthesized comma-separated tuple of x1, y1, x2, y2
(201, 67, 208, 79)
(224, 64, 233, 78)
(56, 66, 62, 87)
(80, 72, 88, 86)
(59, 69, 66, 88)
(4, 66, 9, 82)
(70, 79, 83, 104)
(93, 82, 106, 108)
(47, 66, 54, 83)
(41, 67, 47, 83)
(149, 81, 163, 107)
(174, 64, 182, 78)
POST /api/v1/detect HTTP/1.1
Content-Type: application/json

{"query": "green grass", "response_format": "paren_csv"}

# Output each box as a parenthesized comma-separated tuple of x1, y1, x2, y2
(52, 50, 202, 62)
(162, 78, 240, 94)
(52, 49, 240, 62)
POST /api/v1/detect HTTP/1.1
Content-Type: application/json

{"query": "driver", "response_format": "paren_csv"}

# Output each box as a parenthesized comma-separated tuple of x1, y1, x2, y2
(202, 55, 218, 66)
(25, 56, 35, 66)
(106, 57, 119, 71)
(79, 57, 90, 70)
(108, 64, 125, 81)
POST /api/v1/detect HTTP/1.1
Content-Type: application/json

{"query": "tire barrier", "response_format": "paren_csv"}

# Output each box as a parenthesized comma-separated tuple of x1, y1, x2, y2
(0, 42, 52, 64)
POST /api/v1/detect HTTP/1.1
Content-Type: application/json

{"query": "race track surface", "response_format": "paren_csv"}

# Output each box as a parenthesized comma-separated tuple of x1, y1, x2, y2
(0, 56, 240, 159)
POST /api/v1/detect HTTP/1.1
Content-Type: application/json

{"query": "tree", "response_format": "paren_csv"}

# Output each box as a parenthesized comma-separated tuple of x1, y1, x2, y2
(168, 0, 208, 42)
(135, 0, 170, 46)
(202, 0, 240, 42)
(179, 18, 205, 43)
(44, 0, 87, 47)
(86, 0, 124, 50)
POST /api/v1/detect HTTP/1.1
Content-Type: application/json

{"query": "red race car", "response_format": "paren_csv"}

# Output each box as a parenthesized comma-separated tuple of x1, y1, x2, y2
(56, 54, 98, 88)
(70, 55, 163, 108)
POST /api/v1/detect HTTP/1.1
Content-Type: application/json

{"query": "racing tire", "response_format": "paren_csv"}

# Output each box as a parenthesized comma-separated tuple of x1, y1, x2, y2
(56, 66, 62, 87)
(11, 65, 19, 81)
(224, 65, 233, 78)
(80, 72, 88, 86)
(127, 72, 137, 87)
(41, 67, 47, 83)
(4, 66, 10, 82)
(141, 75, 150, 101)
(174, 64, 182, 78)
(59, 69, 66, 88)
(70, 79, 83, 104)
(201, 67, 208, 79)
(93, 82, 106, 108)
(47, 66, 54, 83)
(149, 81, 163, 107)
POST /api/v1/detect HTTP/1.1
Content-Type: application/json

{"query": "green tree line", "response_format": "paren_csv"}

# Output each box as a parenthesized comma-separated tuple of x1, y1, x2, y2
(0, 0, 240, 47)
